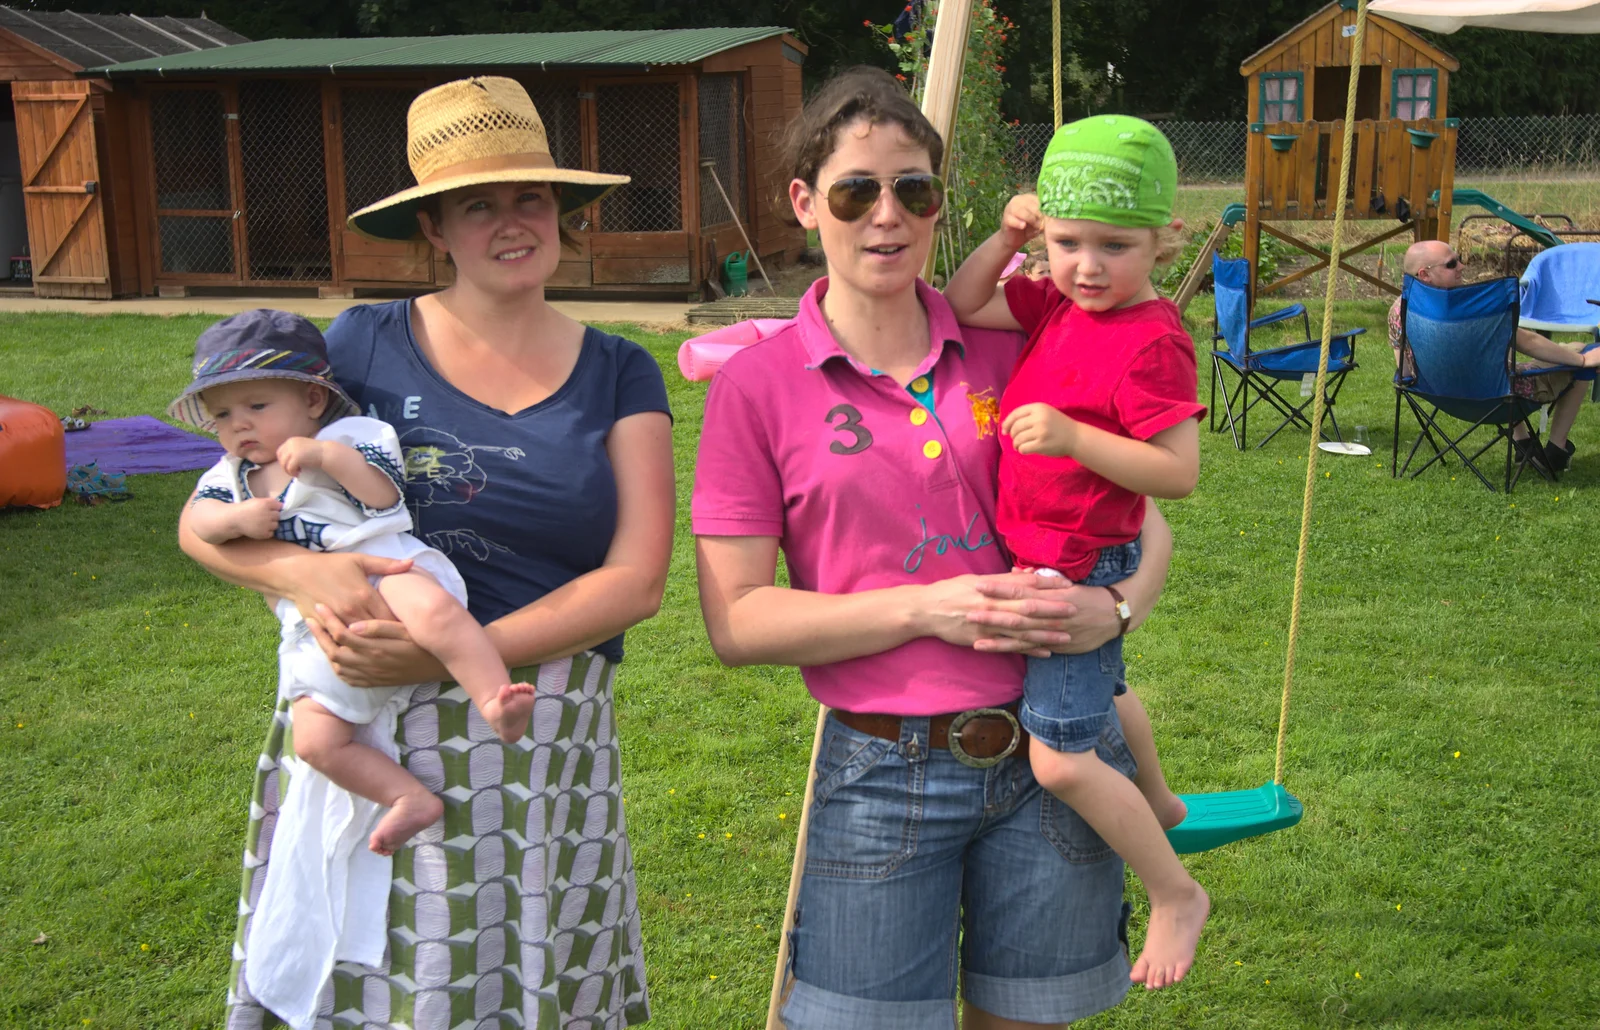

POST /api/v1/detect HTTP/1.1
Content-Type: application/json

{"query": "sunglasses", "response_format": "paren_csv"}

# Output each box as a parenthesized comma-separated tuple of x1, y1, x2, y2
(825, 174, 946, 222)
(1425, 256, 1461, 271)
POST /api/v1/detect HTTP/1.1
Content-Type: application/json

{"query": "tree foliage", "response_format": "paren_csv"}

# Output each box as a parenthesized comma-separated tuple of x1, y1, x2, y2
(32, 0, 1600, 117)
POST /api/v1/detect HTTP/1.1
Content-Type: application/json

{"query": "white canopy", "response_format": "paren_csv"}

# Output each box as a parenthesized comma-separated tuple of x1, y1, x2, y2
(1368, 0, 1600, 34)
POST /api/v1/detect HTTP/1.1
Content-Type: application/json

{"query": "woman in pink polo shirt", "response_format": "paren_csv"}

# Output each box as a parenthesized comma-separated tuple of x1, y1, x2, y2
(692, 67, 1174, 1029)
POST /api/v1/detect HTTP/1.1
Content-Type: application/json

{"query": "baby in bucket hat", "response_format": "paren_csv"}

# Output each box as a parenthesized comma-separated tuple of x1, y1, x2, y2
(945, 116, 1210, 990)
(176, 309, 536, 857)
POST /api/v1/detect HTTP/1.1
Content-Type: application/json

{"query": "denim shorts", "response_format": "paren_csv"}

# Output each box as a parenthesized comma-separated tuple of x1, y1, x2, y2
(779, 709, 1138, 1029)
(1021, 539, 1141, 753)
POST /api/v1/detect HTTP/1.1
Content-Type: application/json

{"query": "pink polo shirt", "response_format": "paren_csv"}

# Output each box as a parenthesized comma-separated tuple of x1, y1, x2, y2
(692, 278, 1027, 716)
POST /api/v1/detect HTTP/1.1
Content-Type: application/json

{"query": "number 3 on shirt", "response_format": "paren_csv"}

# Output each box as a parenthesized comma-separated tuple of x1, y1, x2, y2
(825, 403, 873, 455)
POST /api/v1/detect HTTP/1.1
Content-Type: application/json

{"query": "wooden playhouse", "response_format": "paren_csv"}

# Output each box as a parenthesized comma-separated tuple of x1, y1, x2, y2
(79, 28, 808, 299)
(1239, 0, 1459, 304)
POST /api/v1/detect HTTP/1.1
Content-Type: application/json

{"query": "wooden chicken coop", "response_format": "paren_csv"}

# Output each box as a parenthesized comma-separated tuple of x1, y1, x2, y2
(1239, 0, 1459, 303)
(79, 27, 808, 299)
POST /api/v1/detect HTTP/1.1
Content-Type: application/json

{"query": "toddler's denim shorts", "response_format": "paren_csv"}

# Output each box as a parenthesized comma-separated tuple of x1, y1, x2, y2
(1021, 539, 1140, 753)
(778, 708, 1137, 1029)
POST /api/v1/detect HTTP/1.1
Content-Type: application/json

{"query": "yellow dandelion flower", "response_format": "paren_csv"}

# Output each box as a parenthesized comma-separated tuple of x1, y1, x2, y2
(1264, 979, 1271, 985)
(140, 943, 150, 951)
(698, 833, 705, 839)
(725, 832, 733, 839)
(190, 713, 196, 719)
(1355, 971, 1361, 979)
(1234, 960, 1243, 966)
(709, 974, 718, 980)
(15, 723, 22, 729)
(668, 788, 675, 795)
(91, 575, 96, 580)
(1396, 904, 1402, 911)
(1453, 751, 1460, 758)
(779, 813, 788, 820)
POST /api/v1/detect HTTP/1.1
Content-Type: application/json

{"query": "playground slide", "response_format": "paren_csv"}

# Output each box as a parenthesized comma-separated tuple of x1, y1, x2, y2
(1435, 188, 1564, 249)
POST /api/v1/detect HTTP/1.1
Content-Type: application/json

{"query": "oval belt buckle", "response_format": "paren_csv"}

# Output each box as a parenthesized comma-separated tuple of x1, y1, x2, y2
(947, 707, 1021, 769)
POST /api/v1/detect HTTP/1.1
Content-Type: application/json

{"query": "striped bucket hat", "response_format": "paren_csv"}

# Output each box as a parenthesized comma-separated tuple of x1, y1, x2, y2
(168, 309, 360, 431)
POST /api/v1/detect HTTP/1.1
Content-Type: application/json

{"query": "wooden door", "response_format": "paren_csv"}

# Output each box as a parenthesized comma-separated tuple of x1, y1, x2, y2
(12, 80, 111, 298)
(586, 76, 692, 288)
(145, 85, 243, 283)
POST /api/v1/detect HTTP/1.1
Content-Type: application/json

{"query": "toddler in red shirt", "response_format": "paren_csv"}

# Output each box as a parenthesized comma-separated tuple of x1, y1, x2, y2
(945, 115, 1209, 991)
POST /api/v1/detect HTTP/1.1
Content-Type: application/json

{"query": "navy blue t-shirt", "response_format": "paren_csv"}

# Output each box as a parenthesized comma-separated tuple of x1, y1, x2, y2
(324, 300, 671, 662)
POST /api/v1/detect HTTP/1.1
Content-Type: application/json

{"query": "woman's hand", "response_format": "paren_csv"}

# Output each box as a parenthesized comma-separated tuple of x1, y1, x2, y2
(280, 551, 412, 625)
(918, 571, 1081, 656)
(967, 575, 1123, 655)
(305, 607, 446, 688)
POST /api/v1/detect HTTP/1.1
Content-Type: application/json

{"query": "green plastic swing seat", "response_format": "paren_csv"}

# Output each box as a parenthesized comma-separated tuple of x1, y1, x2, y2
(1164, 781, 1303, 854)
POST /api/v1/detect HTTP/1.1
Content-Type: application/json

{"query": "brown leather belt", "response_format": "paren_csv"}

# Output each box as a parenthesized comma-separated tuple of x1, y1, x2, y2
(833, 704, 1027, 768)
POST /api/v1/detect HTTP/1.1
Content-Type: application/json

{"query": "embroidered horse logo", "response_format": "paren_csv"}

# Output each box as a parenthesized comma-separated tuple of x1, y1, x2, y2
(965, 386, 1000, 439)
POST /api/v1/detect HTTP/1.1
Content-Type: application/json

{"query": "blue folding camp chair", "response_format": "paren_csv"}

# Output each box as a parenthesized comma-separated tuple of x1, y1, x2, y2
(1521, 243, 1600, 402)
(1210, 255, 1365, 450)
(1392, 274, 1563, 493)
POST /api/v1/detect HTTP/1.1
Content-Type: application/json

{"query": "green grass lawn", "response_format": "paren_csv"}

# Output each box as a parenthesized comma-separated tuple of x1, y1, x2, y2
(3, 306, 1598, 1028)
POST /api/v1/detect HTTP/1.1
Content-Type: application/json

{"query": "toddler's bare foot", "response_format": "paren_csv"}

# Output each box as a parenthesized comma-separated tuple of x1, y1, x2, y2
(1151, 791, 1188, 831)
(480, 682, 537, 743)
(369, 790, 443, 856)
(1129, 882, 1210, 990)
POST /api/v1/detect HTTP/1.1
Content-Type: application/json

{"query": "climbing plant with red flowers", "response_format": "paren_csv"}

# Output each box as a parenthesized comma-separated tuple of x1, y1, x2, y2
(869, 0, 1018, 278)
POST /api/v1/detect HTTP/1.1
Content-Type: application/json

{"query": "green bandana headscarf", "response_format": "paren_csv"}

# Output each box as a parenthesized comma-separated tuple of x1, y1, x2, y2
(1036, 115, 1177, 227)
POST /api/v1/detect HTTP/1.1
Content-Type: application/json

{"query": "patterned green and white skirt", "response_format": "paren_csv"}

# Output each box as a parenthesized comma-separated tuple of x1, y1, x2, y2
(225, 653, 651, 1029)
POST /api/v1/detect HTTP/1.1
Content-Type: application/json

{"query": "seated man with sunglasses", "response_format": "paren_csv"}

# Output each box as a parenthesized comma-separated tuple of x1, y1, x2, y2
(1390, 240, 1600, 471)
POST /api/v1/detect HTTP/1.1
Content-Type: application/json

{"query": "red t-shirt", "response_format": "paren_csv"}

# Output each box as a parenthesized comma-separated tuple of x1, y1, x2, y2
(998, 275, 1205, 578)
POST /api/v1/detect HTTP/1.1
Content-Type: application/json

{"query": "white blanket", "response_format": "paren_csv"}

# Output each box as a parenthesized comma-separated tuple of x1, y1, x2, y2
(243, 701, 406, 1030)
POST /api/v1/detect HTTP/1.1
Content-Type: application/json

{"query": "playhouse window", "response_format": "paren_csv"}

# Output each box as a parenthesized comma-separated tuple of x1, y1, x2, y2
(1260, 73, 1303, 123)
(1392, 69, 1437, 120)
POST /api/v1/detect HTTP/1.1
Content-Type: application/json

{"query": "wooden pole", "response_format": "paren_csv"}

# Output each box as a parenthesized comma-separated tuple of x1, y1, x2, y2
(764, 705, 829, 1030)
(919, 0, 977, 282)
(702, 159, 775, 295)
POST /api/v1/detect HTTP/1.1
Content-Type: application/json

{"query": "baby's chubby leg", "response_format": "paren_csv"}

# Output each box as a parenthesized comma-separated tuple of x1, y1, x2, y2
(1114, 690, 1187, 830)
(375, 570, 535, 743)
(1030, 743, 1209, 991)
(291, 697, 443, 856)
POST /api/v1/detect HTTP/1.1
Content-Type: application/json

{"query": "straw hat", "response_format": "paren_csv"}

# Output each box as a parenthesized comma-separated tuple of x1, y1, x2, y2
(349, 77, 629, 242)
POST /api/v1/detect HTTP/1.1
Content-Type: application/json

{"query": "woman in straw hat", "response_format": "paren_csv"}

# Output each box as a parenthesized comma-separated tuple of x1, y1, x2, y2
(179, 76, 674, 1028)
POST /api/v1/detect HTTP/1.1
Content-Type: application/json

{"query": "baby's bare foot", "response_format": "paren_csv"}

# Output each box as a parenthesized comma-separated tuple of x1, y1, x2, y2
(1152, 792, 1188, 831)
(480, 682, 537, 743)
(369, 790, 443, 856)
(1129, 882, 1210, 990)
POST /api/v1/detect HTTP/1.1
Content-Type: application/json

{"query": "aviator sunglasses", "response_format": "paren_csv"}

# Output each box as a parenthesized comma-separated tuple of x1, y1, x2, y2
(825, 174, 946, 222)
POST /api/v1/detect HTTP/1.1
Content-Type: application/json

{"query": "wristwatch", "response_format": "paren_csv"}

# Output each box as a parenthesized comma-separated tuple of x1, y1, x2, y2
(1106, 585, 1132, 637)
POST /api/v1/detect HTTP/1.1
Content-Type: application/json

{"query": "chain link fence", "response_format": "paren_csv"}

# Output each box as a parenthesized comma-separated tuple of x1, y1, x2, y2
(698, 73, 747, 230)
(1004, 113, 1600, 186)
(595, 82, 682, 233)
(149, 88, 235, 275)
(238, 80, 331, 282)
(341, 86, 418, 217)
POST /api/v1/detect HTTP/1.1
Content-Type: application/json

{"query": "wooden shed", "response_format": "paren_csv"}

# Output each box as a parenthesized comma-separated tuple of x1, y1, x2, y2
(1239, 0, 1460, 301)
(0, 7, 246, 298)
(80, 28, 808, 299)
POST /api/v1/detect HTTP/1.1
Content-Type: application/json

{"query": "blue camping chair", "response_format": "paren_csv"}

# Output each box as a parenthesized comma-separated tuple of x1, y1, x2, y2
(1392, 274, 1564, 493)
(1210, 255, 1364, 450)
(1521, 243, 1600, 402)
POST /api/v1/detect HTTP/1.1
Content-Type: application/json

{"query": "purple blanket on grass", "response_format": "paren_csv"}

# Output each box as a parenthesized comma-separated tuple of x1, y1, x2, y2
(63, 415, 224, 476)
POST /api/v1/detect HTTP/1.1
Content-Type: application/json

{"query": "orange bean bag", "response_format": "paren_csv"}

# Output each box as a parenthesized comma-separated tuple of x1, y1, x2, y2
(0, 396, 65, 509)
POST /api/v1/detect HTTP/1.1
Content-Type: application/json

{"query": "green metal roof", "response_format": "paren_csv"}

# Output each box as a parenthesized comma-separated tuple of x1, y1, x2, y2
(81, 26, 796, 76)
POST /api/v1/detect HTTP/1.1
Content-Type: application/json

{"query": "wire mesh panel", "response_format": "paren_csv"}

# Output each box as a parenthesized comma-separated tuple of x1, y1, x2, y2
(239, 80, 331, 281)
(341, 86, 419, 215)
(526, 85, 583, 171)
(698, 74, 746, 229)
(149, 89, 235, 275)
(595, 82, 682, 233)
